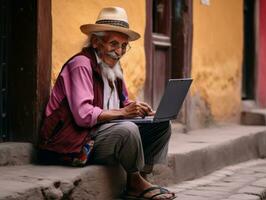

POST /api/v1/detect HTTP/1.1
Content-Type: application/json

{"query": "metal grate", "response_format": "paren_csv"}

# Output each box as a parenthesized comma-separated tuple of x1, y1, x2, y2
(0, 0, 9, 142)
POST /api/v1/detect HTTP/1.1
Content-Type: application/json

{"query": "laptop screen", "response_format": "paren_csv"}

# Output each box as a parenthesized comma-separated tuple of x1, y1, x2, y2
(154, 78, 192, 122)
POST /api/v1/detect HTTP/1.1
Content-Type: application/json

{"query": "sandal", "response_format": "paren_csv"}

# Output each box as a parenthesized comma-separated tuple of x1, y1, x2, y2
(121, 186, 176, 200)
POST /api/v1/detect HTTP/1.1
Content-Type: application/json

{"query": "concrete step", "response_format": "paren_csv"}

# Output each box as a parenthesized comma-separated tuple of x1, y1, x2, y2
(0, 122, 185, 167)
(0, 164, 126, 200)
(241, 109, 266, 125)
(150, 124, 266, 186)
(241, 100, 257, 110)
(0, 142, 35, 166)
(1, 124, 266, 199)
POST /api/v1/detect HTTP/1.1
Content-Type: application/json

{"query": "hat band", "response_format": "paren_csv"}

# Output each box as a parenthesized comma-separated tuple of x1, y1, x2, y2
(96, 19, 129, 28)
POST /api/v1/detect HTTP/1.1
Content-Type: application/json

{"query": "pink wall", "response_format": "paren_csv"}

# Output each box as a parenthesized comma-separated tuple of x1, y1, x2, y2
(257, 0, 266, 107)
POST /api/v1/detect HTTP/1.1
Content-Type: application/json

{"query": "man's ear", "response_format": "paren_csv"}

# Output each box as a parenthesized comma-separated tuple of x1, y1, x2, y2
(91, 36, 99, 48)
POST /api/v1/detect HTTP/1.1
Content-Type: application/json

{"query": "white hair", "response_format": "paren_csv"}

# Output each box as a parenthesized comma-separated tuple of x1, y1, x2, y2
(91, 32, 106, 38)
(83, 32, 107, 48)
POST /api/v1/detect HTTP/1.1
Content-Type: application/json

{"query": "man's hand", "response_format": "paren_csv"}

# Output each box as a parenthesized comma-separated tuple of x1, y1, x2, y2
(138, 101, 155, 116)
(121, 101, 144, 118)
(97, 101, 154, 123)
(121, 101, 154, 118)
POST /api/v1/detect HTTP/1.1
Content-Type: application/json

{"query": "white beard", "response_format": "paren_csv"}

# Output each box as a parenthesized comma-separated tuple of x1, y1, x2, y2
(100, 61, 124, 82)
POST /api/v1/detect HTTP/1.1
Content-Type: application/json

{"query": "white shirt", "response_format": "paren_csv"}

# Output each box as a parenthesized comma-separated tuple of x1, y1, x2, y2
(102, 75, 120, 110)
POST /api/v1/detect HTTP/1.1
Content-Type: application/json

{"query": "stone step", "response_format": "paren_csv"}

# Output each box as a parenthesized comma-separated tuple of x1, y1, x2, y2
(0, 124, 266, 199)
(149, 125, 266, 186)
(241, 109, 266, 125)
(0, 122, 185, 167)
(0, 164, 126, 200)
(0, 142, 35, 166)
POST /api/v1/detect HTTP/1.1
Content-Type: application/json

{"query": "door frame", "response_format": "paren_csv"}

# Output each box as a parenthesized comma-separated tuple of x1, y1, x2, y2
(35, 0, 52, 143)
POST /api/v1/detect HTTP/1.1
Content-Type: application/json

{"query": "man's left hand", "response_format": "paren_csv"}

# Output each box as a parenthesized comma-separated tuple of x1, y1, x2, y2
(137, 102, 155, 117)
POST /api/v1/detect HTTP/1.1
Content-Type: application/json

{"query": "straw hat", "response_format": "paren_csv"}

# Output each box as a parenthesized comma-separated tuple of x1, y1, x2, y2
(80, 7, 140, 41)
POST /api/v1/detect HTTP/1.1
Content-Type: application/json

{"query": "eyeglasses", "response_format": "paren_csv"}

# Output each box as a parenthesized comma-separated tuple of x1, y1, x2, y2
(108, 40, 131, 53)
(98, 38, 131, 53)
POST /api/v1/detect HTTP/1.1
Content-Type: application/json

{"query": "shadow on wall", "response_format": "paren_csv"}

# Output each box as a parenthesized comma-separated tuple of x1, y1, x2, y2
(187, 91, 214, 130)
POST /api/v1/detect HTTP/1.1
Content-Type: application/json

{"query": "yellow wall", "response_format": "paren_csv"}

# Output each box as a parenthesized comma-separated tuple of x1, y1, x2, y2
(52, 0, 146, 99)
(52, 0, 243, 126)
(191, 0, 243, 126)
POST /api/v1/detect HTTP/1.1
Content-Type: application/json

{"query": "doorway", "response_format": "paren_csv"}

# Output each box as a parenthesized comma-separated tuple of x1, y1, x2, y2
(0, 0, 51, 142)
(145, 0, 193, 115)
(0, 0, 9, 141)
(0, 0, 38, 142)
(242, 0, 256, 100)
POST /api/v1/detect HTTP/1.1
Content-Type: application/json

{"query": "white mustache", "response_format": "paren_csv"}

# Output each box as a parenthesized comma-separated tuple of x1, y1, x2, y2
(107, 51, 121, 60)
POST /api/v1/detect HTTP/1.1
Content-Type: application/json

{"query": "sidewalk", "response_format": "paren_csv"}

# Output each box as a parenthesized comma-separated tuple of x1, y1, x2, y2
(0, 123, 266, 200)
(167, 159, 266, 200)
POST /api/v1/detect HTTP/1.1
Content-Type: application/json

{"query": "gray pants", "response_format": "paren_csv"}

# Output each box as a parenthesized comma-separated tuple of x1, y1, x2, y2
(90, 121, 171, 173)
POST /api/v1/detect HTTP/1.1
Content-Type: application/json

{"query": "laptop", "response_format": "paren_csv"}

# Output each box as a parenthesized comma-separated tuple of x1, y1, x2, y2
(110, 78, 192, 124)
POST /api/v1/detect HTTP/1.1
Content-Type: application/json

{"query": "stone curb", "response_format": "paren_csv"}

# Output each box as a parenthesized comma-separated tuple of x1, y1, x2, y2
(148, 125, 266, 186)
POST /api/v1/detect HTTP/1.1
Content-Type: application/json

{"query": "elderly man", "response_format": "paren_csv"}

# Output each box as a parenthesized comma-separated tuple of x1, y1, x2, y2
(39, 6, 175, 200)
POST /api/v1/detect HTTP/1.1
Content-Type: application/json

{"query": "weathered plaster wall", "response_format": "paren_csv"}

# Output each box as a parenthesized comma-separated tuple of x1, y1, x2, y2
(51, 0, 146, 99)
(190, 0, 243, 128)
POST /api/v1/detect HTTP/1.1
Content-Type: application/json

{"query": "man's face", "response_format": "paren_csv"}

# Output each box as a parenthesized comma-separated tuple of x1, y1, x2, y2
(93, 31, 130, 68)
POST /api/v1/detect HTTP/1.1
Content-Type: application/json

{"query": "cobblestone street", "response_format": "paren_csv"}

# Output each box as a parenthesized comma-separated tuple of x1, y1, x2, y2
(167, 159, 266, 200)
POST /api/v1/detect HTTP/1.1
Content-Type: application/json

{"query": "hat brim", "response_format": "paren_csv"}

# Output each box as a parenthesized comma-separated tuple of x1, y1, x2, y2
(80, 24, 141, 41)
